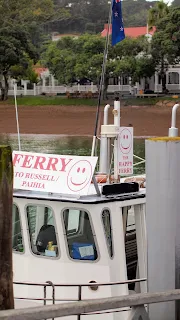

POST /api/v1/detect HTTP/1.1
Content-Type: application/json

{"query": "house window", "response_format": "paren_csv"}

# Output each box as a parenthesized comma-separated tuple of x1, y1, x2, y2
(27, 205, 59, 258)
(121, 76, 129, 85)
(12, 204, 24, 253)
(168, 72, 179, 84)
(102, 209, 113, 258)
(158, 75, 161, 84)
(63, 209, 98, 261)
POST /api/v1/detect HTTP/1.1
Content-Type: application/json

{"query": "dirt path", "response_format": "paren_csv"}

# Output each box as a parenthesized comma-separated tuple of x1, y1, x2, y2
(0, 104, 178, 136)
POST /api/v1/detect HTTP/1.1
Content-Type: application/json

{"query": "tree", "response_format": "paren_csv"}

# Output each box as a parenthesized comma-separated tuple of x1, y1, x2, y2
(43, 34, 153, 97)
(0, 0, 70, 99)
(10, 60, 39, 85)
(0, 24, 38, 100)
(49, 0, 157, 34)
(151, 7, 180, 92)
(148, 0, 169, 31)
(147, 1, 170, 92)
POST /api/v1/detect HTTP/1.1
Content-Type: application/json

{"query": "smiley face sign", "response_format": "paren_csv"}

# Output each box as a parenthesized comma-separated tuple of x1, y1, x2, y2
(119, 128, 132, 154)
(67, 160, 92, 192)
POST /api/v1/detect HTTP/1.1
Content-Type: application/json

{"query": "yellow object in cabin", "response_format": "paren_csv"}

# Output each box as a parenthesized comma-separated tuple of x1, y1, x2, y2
(47, 241, 54, 251)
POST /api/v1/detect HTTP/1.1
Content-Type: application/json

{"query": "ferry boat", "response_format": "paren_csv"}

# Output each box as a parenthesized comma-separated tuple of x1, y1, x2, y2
(12, 100, 147, 320)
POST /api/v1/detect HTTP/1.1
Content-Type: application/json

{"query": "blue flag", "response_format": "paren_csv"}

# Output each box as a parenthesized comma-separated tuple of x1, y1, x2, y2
(112, 0, 125, 46)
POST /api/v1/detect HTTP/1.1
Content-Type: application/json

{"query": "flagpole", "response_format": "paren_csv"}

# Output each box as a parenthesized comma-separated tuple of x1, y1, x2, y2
(91, 0, 112, 157)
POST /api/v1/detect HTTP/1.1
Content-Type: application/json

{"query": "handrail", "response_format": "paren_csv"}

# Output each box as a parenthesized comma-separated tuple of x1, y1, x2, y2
(1, 289, 180, 320)
(13, 277, 147, 288)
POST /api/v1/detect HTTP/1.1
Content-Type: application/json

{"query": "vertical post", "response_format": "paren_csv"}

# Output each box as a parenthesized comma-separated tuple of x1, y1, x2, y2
(77, 285, 82, 320)
(0, 146, 14, 310)
(44, 285, 47, 305)
(42, 77, 46, 92)
(114, 99, 120, 182)
(134, 204, 147, 294)
(154, 72, 158, 93)
(33, 83, 36, 96)
(99, 104, 110, 172)
(13, 84, 21, 151)
(23, 81, 27, 96)
(51, 75, 55, 90)
(146, 137, 180, 320)
(118, 76, 121, 92)
(91, 82, 93, 93)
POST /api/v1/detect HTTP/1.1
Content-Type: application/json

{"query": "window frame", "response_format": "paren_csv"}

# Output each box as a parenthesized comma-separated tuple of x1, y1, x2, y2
(25, 203, 60, 260)
(12, 202, 25, 254)
(101, 208, 114, 259)
(61, 207, 100, 263)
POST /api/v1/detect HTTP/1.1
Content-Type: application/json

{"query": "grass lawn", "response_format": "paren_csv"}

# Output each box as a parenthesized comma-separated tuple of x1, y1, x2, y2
(0, 95, 179, 107)
(124, 96, 179, 106)
(0, 96, 98, 106)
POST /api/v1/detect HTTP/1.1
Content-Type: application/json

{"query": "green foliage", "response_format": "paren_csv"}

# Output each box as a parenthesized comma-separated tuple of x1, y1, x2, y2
(10, 60, 39, 84)
(47, 0, 158, 34)
(0, 0, 69, 98)
(0, 24, 37, 73)
(151, 7, 180, 65)
(43, 34, 155, 93)
(148, 0, 169, 30)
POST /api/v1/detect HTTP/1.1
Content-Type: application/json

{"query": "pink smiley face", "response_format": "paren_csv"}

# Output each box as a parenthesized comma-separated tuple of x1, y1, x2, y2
(119, 128, 132, 154)
(67, 160, 92, 192)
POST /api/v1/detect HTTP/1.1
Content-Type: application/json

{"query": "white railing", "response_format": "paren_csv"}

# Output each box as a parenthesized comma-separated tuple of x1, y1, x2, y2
(8, 84, 132, 96)
(1, 289, 180, 320)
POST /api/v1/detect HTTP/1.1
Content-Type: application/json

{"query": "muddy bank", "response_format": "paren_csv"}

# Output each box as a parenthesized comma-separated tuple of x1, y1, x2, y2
(0, 104, 178, 136)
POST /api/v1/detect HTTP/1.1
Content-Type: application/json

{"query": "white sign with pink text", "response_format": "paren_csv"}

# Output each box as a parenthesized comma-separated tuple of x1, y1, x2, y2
(13, 151, 98, 195)
(118, 127, 133, 176)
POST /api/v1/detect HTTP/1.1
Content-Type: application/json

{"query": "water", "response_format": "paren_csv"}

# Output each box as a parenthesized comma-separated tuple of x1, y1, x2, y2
(0, 134, 145, 175)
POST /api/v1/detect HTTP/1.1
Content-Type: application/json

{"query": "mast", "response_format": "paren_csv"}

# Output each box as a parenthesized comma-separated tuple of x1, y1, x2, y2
(91, 1, 112, 157)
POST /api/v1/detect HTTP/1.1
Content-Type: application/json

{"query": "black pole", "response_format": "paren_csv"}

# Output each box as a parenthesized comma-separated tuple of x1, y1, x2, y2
(93, 0, 113, 139)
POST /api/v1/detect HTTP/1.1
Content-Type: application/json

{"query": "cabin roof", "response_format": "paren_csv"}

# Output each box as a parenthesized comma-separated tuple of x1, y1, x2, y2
(13, 189, 146, 204)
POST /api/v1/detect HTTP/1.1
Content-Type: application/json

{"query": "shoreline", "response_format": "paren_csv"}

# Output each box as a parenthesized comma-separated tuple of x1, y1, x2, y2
(0, 133, 156, 139)
(0, 104, 179, 136)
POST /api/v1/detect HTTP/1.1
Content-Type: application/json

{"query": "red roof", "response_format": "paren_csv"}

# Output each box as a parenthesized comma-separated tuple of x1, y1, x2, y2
(101, 25, 156, 38)
(33, 67, 48, 77)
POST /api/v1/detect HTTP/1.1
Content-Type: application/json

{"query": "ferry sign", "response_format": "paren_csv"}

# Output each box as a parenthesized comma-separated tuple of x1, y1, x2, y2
(13, 151, 98, 195)
(118, 127, 133, 176)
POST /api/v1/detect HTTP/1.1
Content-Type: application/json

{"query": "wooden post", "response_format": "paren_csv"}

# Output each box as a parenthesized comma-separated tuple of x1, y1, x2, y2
(0, 146, 14, 310)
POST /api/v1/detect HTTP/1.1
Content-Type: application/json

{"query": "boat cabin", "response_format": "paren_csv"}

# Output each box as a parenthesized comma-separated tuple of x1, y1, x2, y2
(11, 102, 147, 319)
(12, 184, 146, 320)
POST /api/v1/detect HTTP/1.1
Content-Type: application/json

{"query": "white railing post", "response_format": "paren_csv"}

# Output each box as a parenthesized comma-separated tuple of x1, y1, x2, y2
(168, 103, 180, 137)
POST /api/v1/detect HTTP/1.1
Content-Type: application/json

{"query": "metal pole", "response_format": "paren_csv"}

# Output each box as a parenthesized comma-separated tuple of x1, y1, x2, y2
(168, 103, 179, 137)
(91, 0, 112, 156)
(13, 83, 21, 151)
(113, 99, 120, 181)
(77, 285, 82, 320)
(99, 104, 111, 173)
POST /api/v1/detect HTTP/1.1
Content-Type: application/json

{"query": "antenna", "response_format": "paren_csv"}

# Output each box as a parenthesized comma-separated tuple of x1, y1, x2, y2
(13, 81, 21, 151)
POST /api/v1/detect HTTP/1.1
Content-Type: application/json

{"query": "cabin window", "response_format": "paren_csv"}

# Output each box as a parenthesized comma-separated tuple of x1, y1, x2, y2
(12, 204, 24, 253)
(63, 209, 98, 261)
(102, 209, 113, 258)
(27, 205, 59, 258)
